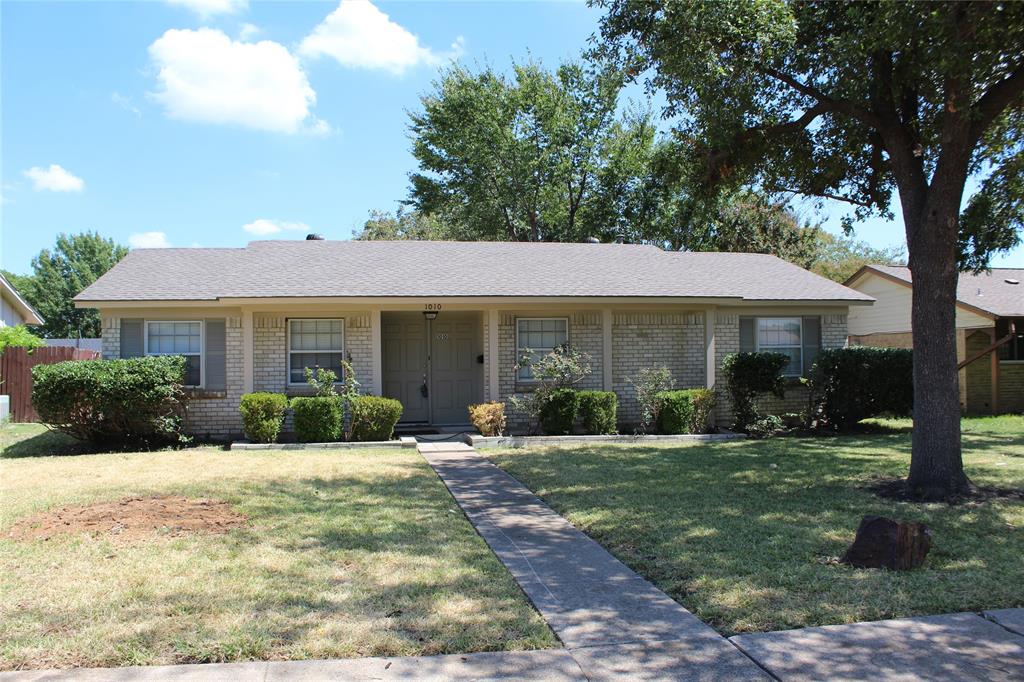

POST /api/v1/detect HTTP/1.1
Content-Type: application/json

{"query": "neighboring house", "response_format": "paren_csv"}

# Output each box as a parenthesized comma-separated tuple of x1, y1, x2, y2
(846, 264, 1023, 415)
(74, 239, 871, 439)
(0, 273, 43, 328)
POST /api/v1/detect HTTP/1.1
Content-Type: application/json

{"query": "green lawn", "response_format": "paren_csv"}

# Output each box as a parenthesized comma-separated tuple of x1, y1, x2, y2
(0, 425, 555, 670)
(490, 415, 1024, 636)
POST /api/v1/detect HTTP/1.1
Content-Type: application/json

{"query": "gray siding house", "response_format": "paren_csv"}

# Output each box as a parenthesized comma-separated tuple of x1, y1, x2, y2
(75, 240, 872, 438)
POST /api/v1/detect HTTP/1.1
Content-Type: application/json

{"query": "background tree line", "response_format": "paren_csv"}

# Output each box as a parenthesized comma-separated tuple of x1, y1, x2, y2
(354, 59, 906, 282)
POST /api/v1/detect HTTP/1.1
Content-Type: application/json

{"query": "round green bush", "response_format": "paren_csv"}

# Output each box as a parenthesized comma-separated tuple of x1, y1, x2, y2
(807, 347, 913, 430)
(577, 390, 617, 434)
(539, 388, 579, 436)
(656, 388, 716, 434)
(349, 396, 403, 441)
(290, 396, 344, 443)
(239, 392, 287, 443)
(31, 355, 187, 448)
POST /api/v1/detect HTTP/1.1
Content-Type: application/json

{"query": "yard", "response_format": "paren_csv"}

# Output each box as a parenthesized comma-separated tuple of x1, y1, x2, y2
(490, 415, 1024, 636)
(0, 424, 556, 671)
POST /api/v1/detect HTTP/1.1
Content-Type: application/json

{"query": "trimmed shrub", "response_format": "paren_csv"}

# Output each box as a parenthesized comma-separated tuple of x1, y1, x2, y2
(807, 347, 914, 430)
(349, 395, 403, 441)
(32, 355, 187, 448)
(468, 401, 506, 436)
(539, 388, 579, 436)
(721, 352, 789, 431)
(290, 396, 344, 443)
(239, 392, 287, 443)
(577, 390, 617, 434)
(656, 388, 716, 434)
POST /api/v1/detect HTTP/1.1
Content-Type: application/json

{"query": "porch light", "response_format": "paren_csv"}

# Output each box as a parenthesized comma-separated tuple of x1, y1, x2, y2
(423, 310, 439, 321)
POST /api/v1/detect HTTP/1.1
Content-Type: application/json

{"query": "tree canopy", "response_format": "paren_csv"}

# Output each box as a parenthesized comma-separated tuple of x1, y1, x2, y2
(4, 232, 127, 339)
(594, 0, 1024, 499)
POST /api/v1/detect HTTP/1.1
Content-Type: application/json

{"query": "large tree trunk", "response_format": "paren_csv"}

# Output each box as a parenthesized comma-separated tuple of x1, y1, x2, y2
(904, 198, 971, 500)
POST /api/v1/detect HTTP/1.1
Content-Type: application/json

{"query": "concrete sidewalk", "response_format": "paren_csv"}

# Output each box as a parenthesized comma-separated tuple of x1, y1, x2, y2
(419, 443, 768, 680)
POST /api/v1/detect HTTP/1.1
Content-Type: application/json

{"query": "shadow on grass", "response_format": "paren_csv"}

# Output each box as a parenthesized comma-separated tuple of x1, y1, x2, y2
(0, 427, 91, 459)
(490, 431, 1024, 634)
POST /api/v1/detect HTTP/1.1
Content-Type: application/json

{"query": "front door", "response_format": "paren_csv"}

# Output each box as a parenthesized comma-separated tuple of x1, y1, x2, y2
(382, 313, 429, 422)
(381, 312, 482, 424)
(430, 314, 482, 424)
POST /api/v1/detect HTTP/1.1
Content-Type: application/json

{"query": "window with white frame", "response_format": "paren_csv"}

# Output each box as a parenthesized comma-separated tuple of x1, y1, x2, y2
(757, 317, 803, 376)
(146, 321, 202, 386)
(288, 319, 344, 384)
(516, 318, 569, 380)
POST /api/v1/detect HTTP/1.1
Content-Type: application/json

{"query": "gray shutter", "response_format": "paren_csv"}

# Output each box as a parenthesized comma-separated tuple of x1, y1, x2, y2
(120, 319, 144, 358)
(739, 317, 756, 353)
(205, 319, 226, 391)
(802, 316, 821, 376)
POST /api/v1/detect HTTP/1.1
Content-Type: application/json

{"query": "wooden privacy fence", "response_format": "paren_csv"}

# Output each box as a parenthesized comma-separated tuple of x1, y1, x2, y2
(0, 346, 101, 422)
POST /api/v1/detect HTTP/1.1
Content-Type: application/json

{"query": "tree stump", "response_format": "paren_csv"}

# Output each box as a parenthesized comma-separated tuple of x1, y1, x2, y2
(840, 515, 932, 570)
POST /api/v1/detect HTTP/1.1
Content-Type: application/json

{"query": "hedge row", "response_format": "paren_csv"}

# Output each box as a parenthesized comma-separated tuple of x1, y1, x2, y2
(242, 393, 403, 443)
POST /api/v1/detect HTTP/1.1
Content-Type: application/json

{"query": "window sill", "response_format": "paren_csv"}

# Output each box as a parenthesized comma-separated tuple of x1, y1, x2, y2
(184, 388, 226, 400)
(999, 360, 1024, 365)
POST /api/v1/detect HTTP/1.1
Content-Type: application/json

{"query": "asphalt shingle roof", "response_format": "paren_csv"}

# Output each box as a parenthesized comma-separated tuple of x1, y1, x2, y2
(866, 265, 1024, 318)
(75, 240, 872, 303)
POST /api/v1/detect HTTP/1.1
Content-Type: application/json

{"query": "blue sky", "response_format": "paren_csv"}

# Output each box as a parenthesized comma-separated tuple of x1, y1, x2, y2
(2, 0, 1021, 275)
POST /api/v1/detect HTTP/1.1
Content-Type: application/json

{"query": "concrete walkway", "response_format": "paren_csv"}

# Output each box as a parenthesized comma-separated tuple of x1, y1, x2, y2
(418, 441, 769, 680)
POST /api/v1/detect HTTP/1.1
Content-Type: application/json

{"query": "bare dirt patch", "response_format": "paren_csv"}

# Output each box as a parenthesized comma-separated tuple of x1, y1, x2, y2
(8, 496, 247, 542)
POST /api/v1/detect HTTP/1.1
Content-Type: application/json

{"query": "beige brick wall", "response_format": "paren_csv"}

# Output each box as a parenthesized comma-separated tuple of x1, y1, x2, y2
(1000, 363, 1024, 414)
(611, 312, 704, 425)
(964, 330, 1023, 415)
(185, 317, 244, 440)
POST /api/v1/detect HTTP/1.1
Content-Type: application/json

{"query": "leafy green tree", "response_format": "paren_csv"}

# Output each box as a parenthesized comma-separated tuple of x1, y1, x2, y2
(353, 209, 458, 241)
(692, 192, 821, 269)
(408, 61, 652, 242)
(12, 232, 128, 339)
(813, 233, 906, 283)
(596, 0, 1024, 499)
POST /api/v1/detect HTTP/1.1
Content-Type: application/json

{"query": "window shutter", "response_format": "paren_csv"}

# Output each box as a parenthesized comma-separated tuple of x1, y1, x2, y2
(120, 319, 144, 358)
(739, 317, 756, 352)
(205, 319, 227, 391)
(802, 316, 821, 376)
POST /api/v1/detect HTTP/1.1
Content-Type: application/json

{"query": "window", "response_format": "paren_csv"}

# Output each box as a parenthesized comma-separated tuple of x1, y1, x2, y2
(516, 318, 568, 380)
(145, 321, 202, 386)
(997, 318, 1024, 361)
(757, 317, 803, 376)
(288, 319, 344, 384)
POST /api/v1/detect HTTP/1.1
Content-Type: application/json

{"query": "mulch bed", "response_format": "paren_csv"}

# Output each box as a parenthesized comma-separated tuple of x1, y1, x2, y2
(8, 496, 248, 542)
(868, 477, 1024, 505)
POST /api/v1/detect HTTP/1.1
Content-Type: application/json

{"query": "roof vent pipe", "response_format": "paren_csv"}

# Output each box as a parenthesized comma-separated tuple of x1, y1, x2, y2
(306, 233, 325, 241)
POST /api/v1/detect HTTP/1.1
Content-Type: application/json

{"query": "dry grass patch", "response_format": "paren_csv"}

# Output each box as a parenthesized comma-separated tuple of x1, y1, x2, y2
(0, 440, 555, 670)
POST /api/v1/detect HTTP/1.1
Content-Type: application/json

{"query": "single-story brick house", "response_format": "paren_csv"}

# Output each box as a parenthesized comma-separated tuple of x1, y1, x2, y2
(74, 239, 872, 438)
(846, 264, 1023, 415)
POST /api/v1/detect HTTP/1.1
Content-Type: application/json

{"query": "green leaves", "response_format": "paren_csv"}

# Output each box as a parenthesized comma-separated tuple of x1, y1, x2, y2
(0, 325, 45, 354)
(407, 60, 652, 242)
(7, 232, 128, 339)
(31, 356, 187, 447)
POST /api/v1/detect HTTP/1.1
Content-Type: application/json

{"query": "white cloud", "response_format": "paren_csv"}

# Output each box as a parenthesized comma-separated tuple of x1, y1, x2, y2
(148, 28, 324, 134)
(111, 91, 141, 117)
(300, 0, 462, 75)
(129, 231, 172, 248)
(164, 0, 247, 20)
(238, 22, 261, 41)
(242, 218, 310, 236)
(23, 164, 85, 192)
